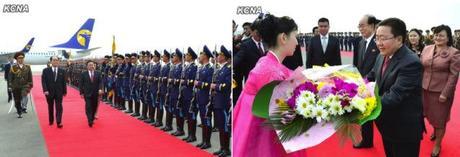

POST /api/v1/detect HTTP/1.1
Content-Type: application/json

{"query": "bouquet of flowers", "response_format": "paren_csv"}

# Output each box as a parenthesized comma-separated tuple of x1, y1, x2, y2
(252, 65, 381, 153)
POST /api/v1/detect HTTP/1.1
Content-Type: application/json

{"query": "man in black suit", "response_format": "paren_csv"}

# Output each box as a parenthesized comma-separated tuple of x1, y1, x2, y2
(306, 17, 341, 68)
(4, 56, 14, 103)
(79, 60, 103, 127)
(233, 19, 265, 106)
(353, 15, 381, 149)
(42, 56, 67, 128)
(367, 18, 424, 157)
(282, 44, 304, 70)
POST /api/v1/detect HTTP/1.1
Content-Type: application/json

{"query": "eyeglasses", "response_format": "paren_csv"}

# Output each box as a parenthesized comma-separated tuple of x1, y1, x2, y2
(375, 36, 395, 42)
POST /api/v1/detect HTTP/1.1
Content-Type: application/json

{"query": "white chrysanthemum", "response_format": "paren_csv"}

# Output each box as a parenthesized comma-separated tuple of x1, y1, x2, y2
(295, 98, 309, 114)
(344, 105, 353, 113)
(351, 97, 366, 113)
(301, 106, 314, 118)
(312, 106, 329, 123)
(328, 100, 344, 116)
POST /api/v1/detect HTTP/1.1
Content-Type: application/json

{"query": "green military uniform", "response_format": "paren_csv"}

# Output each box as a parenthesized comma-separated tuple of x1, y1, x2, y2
(8, 64, 33, 116)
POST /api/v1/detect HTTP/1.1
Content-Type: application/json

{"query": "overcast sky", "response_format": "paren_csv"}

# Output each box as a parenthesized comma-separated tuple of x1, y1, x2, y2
(234, 0, 460, 34)
(0, 0, 232, 57)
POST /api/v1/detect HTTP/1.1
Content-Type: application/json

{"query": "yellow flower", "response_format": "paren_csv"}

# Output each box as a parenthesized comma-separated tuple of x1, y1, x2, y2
(362, 97, 376, 118)
(317, 82, 325, 91)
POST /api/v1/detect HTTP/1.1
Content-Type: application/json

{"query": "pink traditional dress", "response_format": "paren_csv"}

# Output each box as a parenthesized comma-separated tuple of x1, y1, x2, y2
(233, 51, 307, 157)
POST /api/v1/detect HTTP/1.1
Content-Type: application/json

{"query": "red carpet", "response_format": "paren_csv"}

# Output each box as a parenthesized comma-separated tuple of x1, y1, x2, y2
(303, 80, 460, 157)
(31, 76, 212, 157)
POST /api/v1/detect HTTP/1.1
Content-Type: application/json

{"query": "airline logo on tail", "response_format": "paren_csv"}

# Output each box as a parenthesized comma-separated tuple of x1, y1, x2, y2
(52, 18, 95, 50)
(20, 37, 35, 53)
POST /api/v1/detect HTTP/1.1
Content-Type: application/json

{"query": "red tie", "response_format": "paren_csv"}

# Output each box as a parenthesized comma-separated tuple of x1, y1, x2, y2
(381, 57, 390, 76)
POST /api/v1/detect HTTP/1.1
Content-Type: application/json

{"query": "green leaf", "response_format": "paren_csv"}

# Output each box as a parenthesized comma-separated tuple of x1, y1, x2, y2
(358, 85, 382, 125)
(252, 81, 281, 119)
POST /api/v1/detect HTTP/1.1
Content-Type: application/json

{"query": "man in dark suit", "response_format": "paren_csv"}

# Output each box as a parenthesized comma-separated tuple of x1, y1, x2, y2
(233, 19, 265, 106)
(4, 56, 14, 103)
(353, 15, 381, 149)
(282, 44, 304, 70)
(42, 56, 67, 128)
(79, 60, 103, 127)
(306, 17, 341, 68)
(367, 18, 424, 157)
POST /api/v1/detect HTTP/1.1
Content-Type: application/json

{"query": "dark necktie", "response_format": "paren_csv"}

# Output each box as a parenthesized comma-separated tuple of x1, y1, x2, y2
(258, 42, 264, 55)
(54, 68, 57, 81)
(381, 57, 390, 76)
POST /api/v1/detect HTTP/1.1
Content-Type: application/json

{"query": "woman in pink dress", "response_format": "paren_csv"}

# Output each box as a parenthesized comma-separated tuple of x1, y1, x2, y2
(233, 14, 307, 157)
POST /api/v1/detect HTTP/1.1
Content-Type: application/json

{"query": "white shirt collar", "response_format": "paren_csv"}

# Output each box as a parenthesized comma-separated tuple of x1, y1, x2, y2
(320, 33, 329, 39)
(269, 51, 281, 63)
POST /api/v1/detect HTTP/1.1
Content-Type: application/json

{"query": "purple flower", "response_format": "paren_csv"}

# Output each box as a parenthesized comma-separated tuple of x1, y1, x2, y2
(286, 81, 318, 109)
(318, 85, 335, 98)
(333, 79, 358, 97)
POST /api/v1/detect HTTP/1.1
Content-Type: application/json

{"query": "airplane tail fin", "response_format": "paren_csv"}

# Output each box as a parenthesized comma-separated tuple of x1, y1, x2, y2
(52, 18, 95, 50)
(20, 37, 35, 53)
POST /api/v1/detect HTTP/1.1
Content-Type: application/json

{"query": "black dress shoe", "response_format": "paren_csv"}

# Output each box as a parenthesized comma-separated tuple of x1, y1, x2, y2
(138, 116, 147, 120)
(200, 143, 211, 149)
(196, 142, 204, 148)
(182, 136, 190, 141)
(353, 143, 373, 149)
(22, 109, 27, 114)
(153, 122, 163, 127)
(57, 124, 63, 128)
(430, 134, 436, 141)
(186, 137, 196, 143)
(89, 122, 93, 127)
(130, 113, 140, 117)
(218, 149, 231, 157)
(172, 131, 185, 136)
(213, 149, 223, 155)
(49, 122, 54, 126)
(17, 114, 23, 118)
(162, 126, 173, 131)
(124, 110, 133, 113)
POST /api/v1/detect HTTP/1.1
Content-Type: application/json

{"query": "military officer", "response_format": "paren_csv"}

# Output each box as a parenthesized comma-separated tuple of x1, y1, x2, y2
(181, 47, 198, 142)
(8, 52, 33, 118)
(155, 50, 171, 128)
(170, 49, 185, 136)
(145, 50, 161, 124)
(211, 46, 231, 156)
(195, 45, 214, 149)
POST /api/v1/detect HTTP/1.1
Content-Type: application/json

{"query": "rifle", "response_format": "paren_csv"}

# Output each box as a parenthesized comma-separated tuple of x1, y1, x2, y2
(189, 63, 200, 113)
(176, 48, 186, 115)
(155, 62, 164, 104)
(205, 46, 218, 118)
(164, 62, 174, 109)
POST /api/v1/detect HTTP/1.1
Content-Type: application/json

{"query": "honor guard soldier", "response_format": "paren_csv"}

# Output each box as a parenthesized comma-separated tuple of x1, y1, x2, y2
(170, 49, 185, 136)
(139, 51, 152, 120)
(114, 54, 125, 110)
(101, 55, 110, 102)
(155, 50, 171, 128)
(126, 53, 138, 113)
(145, 50, 161, 124)
(181, 47, 198, 142)
(210, 46, 231, 156)
(121, 53, 132, 111)
(131, 51, 145, 117)
(195, 45, 214, 149)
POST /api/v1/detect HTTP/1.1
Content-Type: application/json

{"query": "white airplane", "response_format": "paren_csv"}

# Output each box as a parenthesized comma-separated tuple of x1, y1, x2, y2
(0, 18, 100, 68)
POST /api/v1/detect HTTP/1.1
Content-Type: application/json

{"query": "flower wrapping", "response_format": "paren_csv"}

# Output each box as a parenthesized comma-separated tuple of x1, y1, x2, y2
(253, 65, 381, 153)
